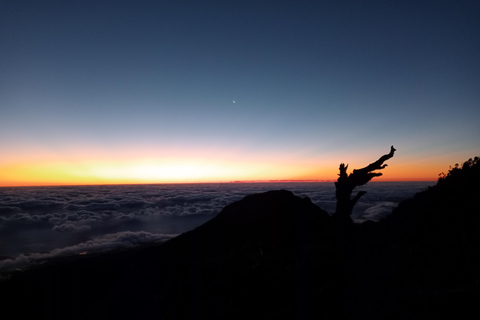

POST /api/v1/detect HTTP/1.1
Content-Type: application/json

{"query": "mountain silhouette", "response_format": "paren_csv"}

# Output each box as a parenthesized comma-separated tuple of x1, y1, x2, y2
(0, 157, 479, 319)
(154, 190, 338, 319)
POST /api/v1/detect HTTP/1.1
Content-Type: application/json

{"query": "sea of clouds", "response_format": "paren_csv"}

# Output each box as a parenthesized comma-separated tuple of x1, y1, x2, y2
(0, 182, 433, 276)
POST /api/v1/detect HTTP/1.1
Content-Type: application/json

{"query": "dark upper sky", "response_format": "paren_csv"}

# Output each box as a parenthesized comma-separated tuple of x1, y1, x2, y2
(1, 0, 479, 185)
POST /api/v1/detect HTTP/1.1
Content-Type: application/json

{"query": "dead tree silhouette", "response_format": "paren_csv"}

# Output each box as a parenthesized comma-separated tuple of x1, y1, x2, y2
(334, 146, 396, 223)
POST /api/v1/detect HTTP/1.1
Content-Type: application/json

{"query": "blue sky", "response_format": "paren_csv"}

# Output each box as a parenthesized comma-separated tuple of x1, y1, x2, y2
(1, 0, 479, 185)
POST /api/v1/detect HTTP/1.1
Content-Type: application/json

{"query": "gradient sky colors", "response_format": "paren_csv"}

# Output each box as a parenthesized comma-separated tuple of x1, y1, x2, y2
(1, 0, 479, 186)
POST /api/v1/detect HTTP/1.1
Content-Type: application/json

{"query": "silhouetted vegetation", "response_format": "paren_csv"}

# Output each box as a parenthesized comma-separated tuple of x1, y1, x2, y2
(437, 156, 479, 184)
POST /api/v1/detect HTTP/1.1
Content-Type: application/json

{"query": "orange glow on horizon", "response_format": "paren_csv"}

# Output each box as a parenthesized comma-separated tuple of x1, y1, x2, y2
(0, 158, 321, 187)
(0, 155, 441, 187)
(3, 145, 463, 187)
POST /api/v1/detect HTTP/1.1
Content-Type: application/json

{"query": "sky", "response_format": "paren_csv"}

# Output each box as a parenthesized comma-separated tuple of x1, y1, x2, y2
(1, 0, 479, 186)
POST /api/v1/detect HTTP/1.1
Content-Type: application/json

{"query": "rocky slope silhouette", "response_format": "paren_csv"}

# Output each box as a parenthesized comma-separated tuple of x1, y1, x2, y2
(0, 157, 478, 319)
(341, 157, 480, 319)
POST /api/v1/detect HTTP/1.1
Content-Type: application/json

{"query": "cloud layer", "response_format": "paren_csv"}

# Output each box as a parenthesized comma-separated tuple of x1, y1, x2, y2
(0, 182, 433, 276)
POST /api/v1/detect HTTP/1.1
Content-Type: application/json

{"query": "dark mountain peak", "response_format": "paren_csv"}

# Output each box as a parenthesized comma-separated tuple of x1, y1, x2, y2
(214, 189, 330, 227)
(162, 189, 333, 261)
(156, 189, 339, 319)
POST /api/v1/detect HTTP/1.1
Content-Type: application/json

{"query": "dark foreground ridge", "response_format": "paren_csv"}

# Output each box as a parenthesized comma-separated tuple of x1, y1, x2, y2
(1, 158, 479, 319)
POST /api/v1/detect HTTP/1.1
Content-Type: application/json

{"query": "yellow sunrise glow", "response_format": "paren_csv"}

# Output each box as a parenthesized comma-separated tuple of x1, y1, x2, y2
(0, 145, 453, 187)
(87, 160, 244, 182)
(0, 157, 327, 187)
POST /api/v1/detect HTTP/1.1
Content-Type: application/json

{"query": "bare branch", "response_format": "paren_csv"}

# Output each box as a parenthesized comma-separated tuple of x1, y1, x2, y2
(334, 146, 396, 223)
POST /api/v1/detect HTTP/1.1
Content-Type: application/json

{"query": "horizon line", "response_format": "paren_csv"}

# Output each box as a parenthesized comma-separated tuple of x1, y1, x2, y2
(0, 179, 437, 188)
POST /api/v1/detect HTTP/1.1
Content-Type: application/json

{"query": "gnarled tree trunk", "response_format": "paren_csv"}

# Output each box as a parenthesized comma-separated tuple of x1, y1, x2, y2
(334, 146, 396, 223)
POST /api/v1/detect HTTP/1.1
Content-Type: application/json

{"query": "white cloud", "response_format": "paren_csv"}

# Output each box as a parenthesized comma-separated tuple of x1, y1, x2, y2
(53, 223, 92, 233)
(354, 202, 398, 223)
(0, 231, 176, 278)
